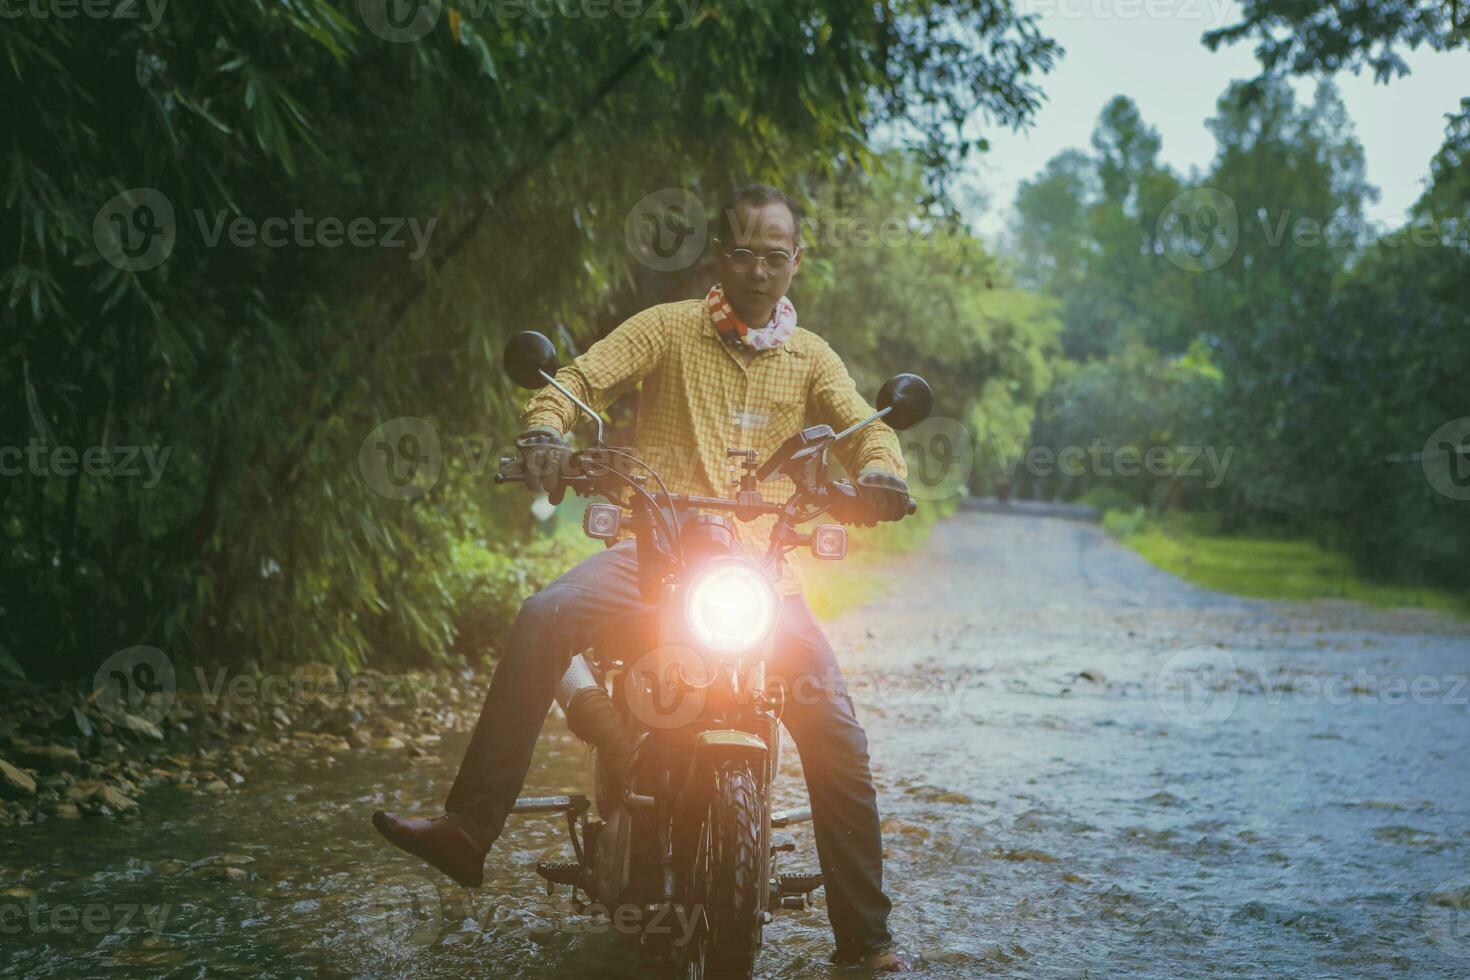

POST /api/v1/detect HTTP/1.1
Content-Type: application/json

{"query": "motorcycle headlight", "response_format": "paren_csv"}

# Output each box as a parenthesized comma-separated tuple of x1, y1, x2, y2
(684, 558, 779, 656)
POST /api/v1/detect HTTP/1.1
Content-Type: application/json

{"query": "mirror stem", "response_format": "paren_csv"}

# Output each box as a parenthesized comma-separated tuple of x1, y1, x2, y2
(831, 405, 891, 443)
(538, 369, 605, 445)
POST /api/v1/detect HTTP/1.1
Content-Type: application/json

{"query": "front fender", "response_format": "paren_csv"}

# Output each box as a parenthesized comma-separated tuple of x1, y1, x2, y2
(679, 729, 766, 811)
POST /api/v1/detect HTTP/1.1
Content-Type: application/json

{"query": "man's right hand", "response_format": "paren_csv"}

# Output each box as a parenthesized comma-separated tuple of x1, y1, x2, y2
(515, 427, 571, 496)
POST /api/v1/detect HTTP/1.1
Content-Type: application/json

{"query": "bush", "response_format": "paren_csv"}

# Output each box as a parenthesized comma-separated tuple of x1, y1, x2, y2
(1077, 485, 1139, 518)
(1102, 505, 1148, 538)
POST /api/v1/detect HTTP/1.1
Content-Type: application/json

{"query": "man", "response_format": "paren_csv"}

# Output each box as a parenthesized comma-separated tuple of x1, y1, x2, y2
(373, 184, 913, 971)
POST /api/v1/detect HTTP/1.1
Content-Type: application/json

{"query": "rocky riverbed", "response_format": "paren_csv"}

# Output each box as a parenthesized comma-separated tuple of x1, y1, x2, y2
(0, 664, 489, 829)
(2, 510, 1469, 978)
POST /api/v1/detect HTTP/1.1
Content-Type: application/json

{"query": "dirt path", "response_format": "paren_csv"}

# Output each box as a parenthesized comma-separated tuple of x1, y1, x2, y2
(779, 510, 1470, 978)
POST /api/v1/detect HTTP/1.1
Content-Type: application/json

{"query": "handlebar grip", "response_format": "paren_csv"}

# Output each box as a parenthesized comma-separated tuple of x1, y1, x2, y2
(905, 497, 917, 516)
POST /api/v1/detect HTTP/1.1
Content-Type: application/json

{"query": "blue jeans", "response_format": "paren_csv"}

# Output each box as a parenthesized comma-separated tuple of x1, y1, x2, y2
(446, 540, 893, 953)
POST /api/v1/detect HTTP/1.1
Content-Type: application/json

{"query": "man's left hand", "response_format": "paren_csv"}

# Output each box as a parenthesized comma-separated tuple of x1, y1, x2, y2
(850, 470, 911, 526)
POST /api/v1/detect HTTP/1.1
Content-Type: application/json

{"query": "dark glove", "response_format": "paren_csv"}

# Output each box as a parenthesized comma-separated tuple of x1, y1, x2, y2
(833, 471, 911, 526)
(515, 427, 570, 496)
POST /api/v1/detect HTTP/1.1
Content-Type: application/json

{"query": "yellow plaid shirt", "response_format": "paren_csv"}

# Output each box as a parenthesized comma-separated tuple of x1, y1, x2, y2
(521, 298, 907, 593)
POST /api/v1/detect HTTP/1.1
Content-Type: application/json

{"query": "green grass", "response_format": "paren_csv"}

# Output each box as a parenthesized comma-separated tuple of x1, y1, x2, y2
(1117, 510, 1470, 617)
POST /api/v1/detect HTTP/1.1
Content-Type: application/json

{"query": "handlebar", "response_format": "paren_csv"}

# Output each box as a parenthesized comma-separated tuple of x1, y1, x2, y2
(496, 450, 915, 525)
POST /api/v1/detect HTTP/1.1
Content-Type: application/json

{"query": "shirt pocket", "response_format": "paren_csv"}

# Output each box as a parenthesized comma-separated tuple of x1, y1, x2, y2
(746, 395, 804, 446)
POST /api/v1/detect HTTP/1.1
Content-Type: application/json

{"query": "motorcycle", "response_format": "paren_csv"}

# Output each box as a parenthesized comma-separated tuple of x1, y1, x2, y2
(495, 331, 932, 979)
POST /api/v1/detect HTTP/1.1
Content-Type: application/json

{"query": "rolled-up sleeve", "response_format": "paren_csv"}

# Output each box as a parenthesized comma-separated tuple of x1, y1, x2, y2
(808, 344, 907, 481)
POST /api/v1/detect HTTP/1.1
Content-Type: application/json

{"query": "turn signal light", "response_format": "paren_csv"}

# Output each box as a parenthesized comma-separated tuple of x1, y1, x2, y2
(810, 524, 847, 560)
(583, 502, 622, 540)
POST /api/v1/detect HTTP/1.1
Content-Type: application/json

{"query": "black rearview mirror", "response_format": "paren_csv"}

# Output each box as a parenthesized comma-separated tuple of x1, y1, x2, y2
(504, 331, 560, 390)
(876, 374, 932, 431)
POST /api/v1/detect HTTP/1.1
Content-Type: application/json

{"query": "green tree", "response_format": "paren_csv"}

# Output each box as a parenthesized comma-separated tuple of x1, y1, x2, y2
(1, 1, 1060, 678)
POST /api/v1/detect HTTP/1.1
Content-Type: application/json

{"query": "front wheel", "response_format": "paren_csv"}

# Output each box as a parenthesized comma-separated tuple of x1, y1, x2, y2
(677, 761, 765, 979)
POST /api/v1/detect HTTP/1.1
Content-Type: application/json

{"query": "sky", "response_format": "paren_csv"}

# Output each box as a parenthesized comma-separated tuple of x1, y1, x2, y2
(965, 0, 1469, 239)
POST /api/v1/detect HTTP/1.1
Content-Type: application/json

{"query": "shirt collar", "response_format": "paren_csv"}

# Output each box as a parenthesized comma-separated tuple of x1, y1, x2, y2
(701, 304, 809, 356)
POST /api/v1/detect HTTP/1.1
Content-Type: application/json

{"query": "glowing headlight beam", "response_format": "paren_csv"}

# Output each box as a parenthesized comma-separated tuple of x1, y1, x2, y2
(684, 559, 779, 656)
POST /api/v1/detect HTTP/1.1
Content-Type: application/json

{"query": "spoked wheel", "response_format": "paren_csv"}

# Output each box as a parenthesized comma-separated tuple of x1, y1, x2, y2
(676, 761, 764, 980)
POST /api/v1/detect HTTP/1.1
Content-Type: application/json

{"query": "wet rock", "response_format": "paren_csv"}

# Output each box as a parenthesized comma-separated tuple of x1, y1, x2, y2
(0, 758, 37, 798)
(195, 865, 248, 882)
(44, 801, 82, 820)
(372, 736, 405, 751)
(13, 743, 83, 774)
(54, 707, 95, 740)
(64, 780, 103, 802)
(1373, 825, 1438, 847)
(201, 780, 229, 794)
(121, 715, 164, 741)
(907, 784, 973, 805)
(153, 861, 183, 875)
(992, 847, 1059, 863)
(89, 784, 138, 814)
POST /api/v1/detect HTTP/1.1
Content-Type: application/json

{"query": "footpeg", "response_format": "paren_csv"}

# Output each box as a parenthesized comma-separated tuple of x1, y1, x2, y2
(770, 805, 812, 828)
(536, 860, 591, 894)
(777, 871, 824, 896)
(511, 794, 590, 815)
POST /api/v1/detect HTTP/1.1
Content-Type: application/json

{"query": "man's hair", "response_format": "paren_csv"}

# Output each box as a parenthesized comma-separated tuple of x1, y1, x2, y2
(716, 183, 803, 247)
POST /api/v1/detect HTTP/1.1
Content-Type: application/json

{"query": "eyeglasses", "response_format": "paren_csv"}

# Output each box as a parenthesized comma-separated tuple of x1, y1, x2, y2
(715, 240, 800, 273)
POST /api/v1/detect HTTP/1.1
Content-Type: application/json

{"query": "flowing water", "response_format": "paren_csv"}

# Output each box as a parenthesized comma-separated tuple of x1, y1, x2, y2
(3, 511, 1469, 977)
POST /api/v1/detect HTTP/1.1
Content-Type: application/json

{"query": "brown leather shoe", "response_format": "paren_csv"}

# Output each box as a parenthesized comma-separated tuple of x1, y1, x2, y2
(371, 811, 487, 888)
(830, 941, 916, 973)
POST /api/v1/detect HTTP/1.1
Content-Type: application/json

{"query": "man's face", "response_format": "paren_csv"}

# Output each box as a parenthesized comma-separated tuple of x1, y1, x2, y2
(715, 200, 802, 326)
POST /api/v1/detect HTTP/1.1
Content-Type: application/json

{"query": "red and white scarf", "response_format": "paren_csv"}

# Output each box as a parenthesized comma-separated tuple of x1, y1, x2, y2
(706, 284, 797, 351)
